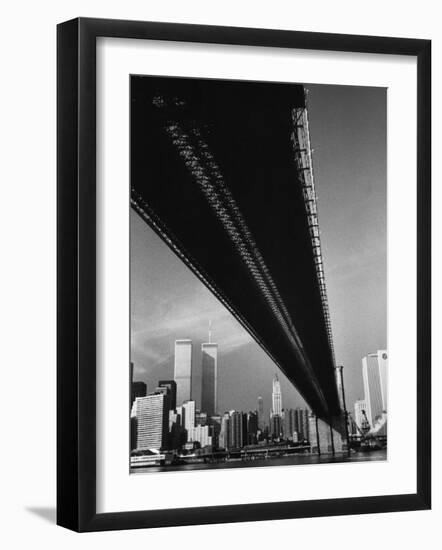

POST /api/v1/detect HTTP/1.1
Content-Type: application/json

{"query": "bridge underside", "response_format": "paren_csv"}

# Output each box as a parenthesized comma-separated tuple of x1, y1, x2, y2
(131, 75, 341, 418)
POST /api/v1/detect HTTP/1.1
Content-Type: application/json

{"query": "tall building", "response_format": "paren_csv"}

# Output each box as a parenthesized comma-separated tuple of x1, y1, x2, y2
(201, 342, 218, 416)
(209, 415, 222, 449)
(182, 400, 196, 431)
(131, 381, 147, 407)
(219, 413, 230, 449)
(187, 425, 213, 448)
(283, 408, 297, 441)
(169, 406, 186, 449)
(257, 396, 264, 431)
(354, 399, 367, 432)
(174, 339, 192, 406)
(228, 411, 247, 449)
(272, 374, 282, 416)
(247, 411, 258, 445)
(294, 408, 310, 441)
(362, 350, 388, 427)
(134, 392, 170, 451)
(270, 414, 283, 440)
(158, 380, 177, 411)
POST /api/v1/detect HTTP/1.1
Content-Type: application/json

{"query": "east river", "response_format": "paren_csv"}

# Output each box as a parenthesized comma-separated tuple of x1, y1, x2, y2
(132, 448, 387, 474)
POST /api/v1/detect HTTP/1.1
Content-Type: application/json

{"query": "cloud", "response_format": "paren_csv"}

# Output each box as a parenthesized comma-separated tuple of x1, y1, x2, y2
(131, 285, 253, 372)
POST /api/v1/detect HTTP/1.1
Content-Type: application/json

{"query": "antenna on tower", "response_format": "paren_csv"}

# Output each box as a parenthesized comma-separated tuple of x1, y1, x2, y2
(208, 320, 212, 344)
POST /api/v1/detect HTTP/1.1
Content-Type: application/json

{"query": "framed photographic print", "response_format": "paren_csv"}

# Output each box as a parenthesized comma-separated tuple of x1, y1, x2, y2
(57, 17, 431, 532)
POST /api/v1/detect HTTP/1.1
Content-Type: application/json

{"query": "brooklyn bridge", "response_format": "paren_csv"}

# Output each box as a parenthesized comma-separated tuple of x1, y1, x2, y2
(131, 76, 347, 452)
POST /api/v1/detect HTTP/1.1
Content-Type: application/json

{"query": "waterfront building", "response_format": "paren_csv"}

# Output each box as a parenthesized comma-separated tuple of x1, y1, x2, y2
(201, 343, 218, 418)
(158, 380, 177, 411)
(169, 406, 186, 449)
(295, 407, 310, 441)
(209, 414, 222, 449)
(228, 410, 247, 449)
(270, 413, 283, 440)
(131, 380, 147, 407)
(187, 425, 213, 448)
(283, 408, 297, 441)
(134, 392, 170, 451)
(257, 396, 264, 431)
(362, 350, 388, 427)
(219, 413, 230, 449)
(272, 374, 282, 416)
(174, 339, 192, 406)
(247, 411, 258, 445)
(182, 400, 196, 431)
(154, 383, 174, 413)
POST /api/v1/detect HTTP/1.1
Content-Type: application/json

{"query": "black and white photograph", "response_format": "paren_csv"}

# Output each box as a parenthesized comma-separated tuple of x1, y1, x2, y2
(129, 75, 388, 473)
(0, 0, 434, 543)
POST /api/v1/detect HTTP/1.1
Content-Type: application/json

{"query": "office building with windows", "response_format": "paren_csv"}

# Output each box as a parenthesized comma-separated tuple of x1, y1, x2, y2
(174, 339, 192, 406)
(362, 350, 388, 427)
(182, 399, 196, 431)
(134, 392, 170, 451)
(201, 342, 218, 416)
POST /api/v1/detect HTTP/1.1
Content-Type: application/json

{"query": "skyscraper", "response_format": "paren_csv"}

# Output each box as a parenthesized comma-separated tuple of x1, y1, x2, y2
(283, 408, 297, 440)
(182, 400, 196, 431)
(134, 392, 170, 451)
(201, 342, 218, 416)
(228, 411, 247, 449)
(174, 339, 192, 406)
(158, 380, 177, 411)
(257, 396, 264, 431)
(131, 381, 147, 407)
(219, 413, 230, 449)
(272, 374, 282, 416)
(294, 407, 310, 441)
(270, 414, 283, 440)
(362, 350, 388, 427)
(247, 411, 258, 444)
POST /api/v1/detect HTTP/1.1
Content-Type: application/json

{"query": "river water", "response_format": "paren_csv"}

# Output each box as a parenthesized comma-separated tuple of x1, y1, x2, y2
(132, 448, 387, 474)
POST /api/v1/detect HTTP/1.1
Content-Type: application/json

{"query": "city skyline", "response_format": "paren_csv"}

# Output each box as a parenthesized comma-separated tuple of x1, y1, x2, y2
(131, 352, 314, 455)
(130, 77, 387, 471)
(131, 209, 386, 417)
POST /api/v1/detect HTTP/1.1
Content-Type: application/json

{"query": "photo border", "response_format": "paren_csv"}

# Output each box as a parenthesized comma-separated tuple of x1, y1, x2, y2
(57, 17, 431, 532)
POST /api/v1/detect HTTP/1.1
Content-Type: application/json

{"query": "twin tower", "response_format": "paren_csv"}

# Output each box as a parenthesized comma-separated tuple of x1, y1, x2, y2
(174, 333, 218, 417)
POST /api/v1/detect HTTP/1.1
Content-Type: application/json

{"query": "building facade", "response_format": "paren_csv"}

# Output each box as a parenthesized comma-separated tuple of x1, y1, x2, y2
(158, 380, 177, 411)
(247, 411, 258, 444)
(131, 381, 147, 407)
(294, 407, 310, 441)
(174, 339, 192, 406)
(362, 350, 388, 427)
(228, 411, 247, 449)
(272, 374, 282, 416)
(182, 400, 196, 431)
(201, 342, 218, 416)
(257, 396, 264, 431)
(134, 392, 170, 451)
(283, 408, 297, 441)
(187, 425, 213, 448)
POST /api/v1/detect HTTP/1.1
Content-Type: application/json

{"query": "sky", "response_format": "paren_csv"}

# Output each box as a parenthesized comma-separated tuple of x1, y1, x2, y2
(130, 82, 387, 419)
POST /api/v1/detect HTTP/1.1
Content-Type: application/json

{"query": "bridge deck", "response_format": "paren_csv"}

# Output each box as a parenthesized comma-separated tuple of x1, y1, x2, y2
(131, 75, 341, 417)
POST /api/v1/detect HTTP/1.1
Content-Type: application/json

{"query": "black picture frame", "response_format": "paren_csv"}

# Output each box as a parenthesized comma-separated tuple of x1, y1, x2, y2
(57, 17, 431, 532)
